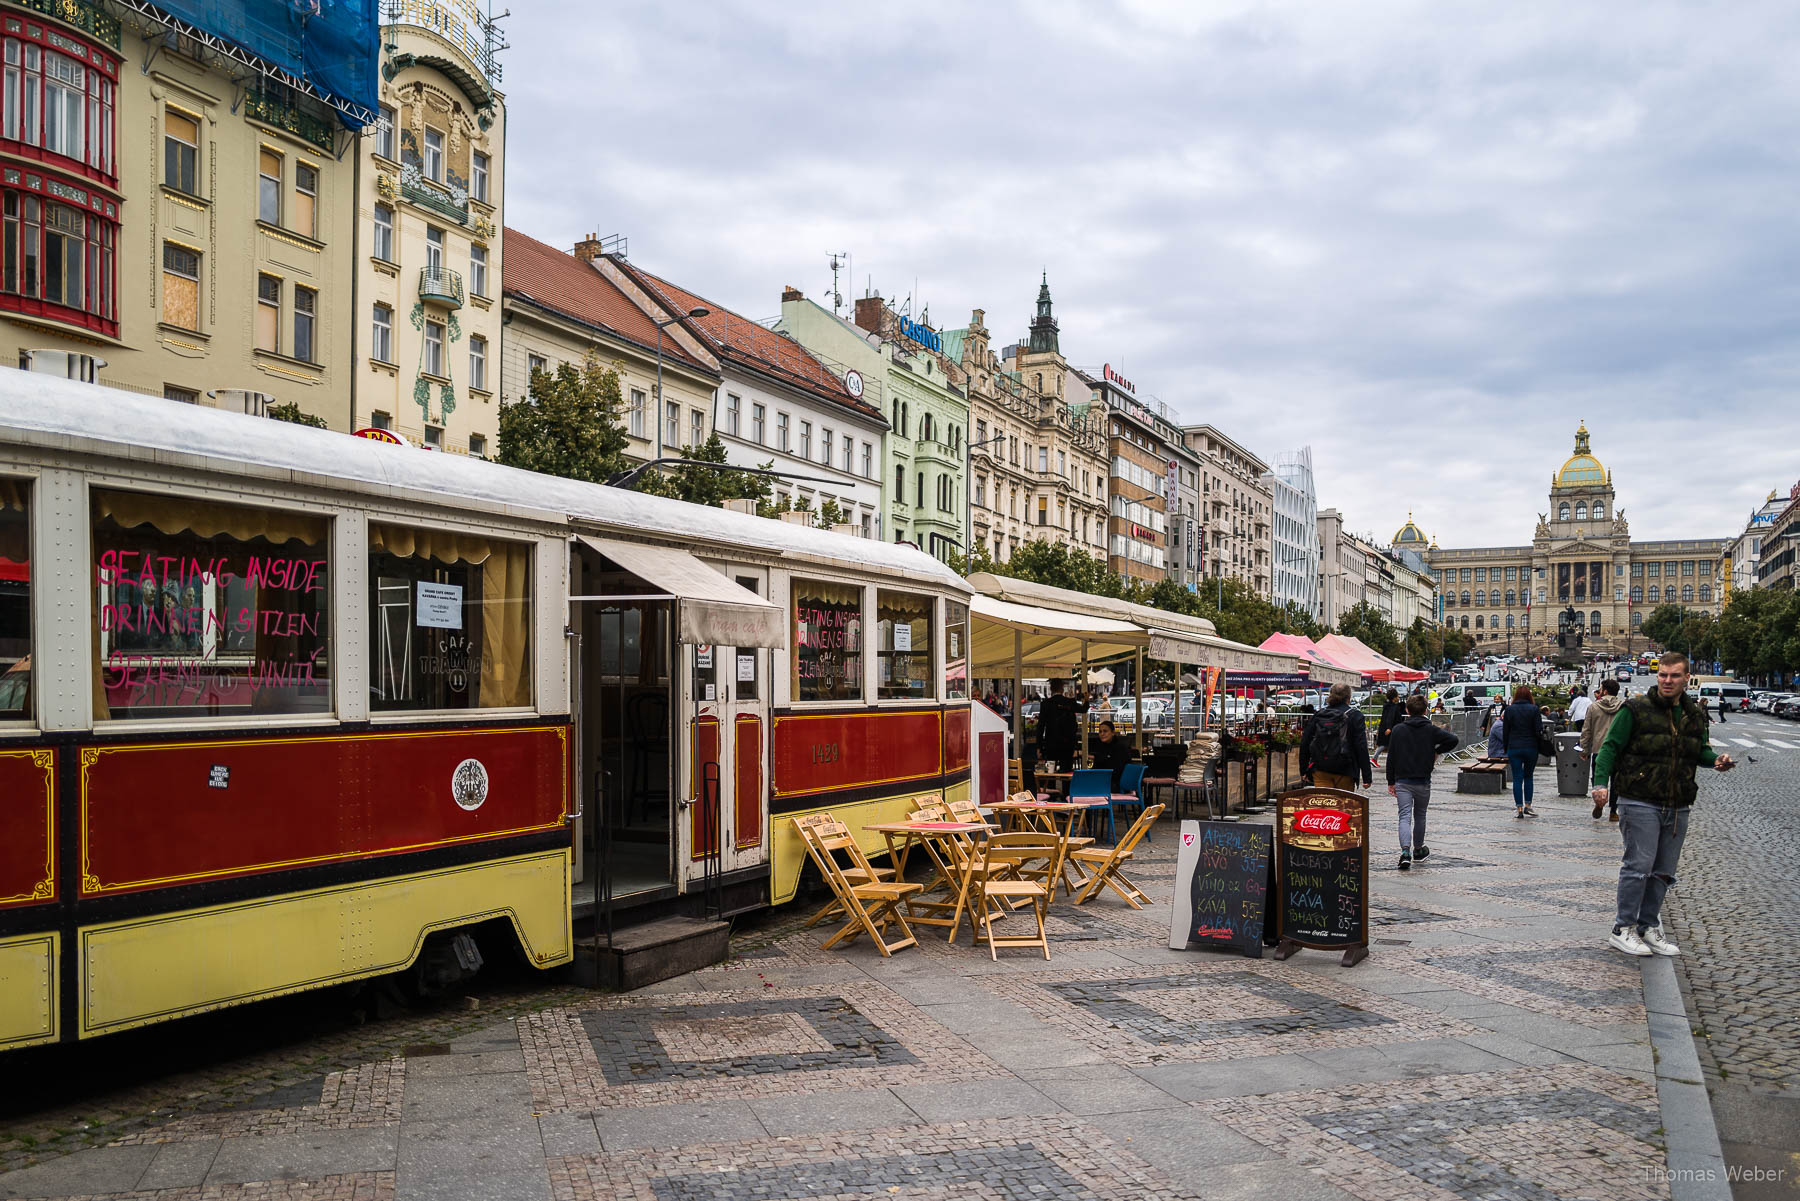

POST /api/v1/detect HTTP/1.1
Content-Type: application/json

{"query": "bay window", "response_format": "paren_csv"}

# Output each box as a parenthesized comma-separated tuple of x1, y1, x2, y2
(1, 191, 116, 330)
(2, 37, 115, 177)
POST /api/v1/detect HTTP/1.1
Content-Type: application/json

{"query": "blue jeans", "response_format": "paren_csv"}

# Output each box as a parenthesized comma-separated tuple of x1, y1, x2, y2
(1616, 799, 1689, 932)
(1394, 779, 1430, 850)
(1508, 750, 1537, 806)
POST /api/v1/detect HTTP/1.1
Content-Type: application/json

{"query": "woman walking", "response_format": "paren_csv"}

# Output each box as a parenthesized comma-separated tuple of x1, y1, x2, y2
(1502, 684, 1545, 817)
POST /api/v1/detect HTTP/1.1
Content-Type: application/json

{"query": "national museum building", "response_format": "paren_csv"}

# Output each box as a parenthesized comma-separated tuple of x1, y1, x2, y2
(1398, 425, 1727, 652)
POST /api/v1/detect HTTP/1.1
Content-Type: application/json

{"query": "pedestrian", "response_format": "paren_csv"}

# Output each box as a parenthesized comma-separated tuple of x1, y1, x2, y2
(1037, 678, 1081, 771)
(1581, 678, 1625, 821)
(1715, 693, 1729, 724)
(1486, 702, 1507, 760)
(1386, 693, 1459, 870)
(1373, 687, 1402, 767)
(1301, 682, 1371, 791)
(1501, 683, 1546, 817)
(1091, 719, 1133, 790)
(1568, 686, 1592, 726)
(1591, 652, 1735, 957)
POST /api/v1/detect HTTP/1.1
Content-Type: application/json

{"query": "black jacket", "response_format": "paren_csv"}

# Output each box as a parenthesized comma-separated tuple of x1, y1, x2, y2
(1037, 694, 1081, 759)
(1376, 699, 1404, 744)
(1301, 703, 1371, 784)
(1090, 734, 1133, 790)
(1385, 715, 1460, 784)
(1501, 701, 1543, 752)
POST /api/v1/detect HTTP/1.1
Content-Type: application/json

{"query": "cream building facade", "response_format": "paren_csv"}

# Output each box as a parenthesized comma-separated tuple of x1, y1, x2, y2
(947, 278, 1107, 564)
(1182, 425, 1272, 598)
(351, 0, 505, 455)
(0, 0, 367, 421)
(1422, 424, 1727, 652)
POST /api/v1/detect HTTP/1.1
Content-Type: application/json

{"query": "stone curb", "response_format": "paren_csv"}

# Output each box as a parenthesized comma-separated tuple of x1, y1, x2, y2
(1642, 953, 1733, 1201)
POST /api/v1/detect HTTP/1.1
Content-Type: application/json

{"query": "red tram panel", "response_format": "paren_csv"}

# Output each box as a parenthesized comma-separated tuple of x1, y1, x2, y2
(771, 709, 944, 799)
(0, 748, 55, 908)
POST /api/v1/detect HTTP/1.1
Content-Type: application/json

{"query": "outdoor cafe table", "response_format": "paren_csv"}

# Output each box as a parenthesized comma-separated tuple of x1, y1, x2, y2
(863, 820, 994, 942)
(979, 799, 1106, 896)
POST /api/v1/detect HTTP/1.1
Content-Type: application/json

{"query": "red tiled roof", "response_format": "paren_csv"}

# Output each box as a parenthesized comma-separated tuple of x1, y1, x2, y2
(612, 260, 884, 424)
(501, 229, 710, 372)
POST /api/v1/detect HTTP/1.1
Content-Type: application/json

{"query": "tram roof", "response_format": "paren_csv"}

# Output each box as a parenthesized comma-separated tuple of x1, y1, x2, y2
(0, 372, 968, 592)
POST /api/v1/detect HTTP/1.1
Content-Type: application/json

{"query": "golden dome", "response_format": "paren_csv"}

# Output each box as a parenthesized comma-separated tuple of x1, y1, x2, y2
(1555, 421, 1607, 487)
(1394, 512, 1427, 545)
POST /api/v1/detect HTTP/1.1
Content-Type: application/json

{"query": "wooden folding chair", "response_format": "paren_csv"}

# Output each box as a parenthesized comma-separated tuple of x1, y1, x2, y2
(971, 833, 1053, 960)
(793, 813, 895, 929)
(799, 819, 924, 956)
(1070, 803, 1165, 908)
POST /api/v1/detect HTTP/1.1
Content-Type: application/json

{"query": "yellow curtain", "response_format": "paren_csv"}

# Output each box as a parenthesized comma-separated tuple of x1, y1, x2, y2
(94, 489, 324, 547)
(373, 523, 532, 708)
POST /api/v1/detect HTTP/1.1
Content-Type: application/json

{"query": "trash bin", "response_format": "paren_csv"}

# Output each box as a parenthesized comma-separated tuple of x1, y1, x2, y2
(1555, 731, 1587, 797)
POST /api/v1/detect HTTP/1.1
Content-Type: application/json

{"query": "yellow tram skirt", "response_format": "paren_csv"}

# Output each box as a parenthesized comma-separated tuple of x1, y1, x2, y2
(0, 929, 58, 1050)
(769, 779, 971, 906)
(79, 849, 572, 1038)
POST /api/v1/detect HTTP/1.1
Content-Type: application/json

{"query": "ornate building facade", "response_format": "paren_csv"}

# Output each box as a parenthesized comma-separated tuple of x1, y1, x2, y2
(1417, 424, 1727, 651)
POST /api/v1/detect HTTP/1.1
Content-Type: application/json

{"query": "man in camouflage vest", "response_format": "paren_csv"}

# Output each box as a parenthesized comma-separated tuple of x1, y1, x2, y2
(1591, 651, 1734, 957)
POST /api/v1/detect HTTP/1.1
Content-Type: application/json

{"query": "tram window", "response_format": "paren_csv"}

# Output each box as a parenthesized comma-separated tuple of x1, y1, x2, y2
(0, 479, 30, 720)
(368, 524, 532, 711)
(877, 589, 933, 701)
(91, 489, 329, 720)
(792, 577, 861, 703)
(944, 599, 967, 701)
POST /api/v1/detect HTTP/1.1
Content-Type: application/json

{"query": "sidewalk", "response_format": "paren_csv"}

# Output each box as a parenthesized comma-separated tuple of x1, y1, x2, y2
(0, 760, 1717, 1201)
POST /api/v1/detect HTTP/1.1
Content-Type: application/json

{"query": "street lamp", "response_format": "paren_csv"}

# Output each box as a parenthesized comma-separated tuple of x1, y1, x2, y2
(653, 307, 711, 463)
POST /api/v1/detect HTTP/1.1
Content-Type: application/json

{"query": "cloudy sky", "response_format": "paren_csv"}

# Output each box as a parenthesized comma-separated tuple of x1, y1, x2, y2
(500, 0, 1800, 549)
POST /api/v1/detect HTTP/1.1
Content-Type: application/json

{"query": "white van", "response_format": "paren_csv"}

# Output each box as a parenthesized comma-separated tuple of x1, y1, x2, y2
(1695, 682, 1749, 711)
(1438, 682, 1511, 710)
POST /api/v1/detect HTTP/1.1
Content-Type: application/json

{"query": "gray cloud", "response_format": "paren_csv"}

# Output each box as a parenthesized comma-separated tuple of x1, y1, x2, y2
(499, 0, 1800, 549)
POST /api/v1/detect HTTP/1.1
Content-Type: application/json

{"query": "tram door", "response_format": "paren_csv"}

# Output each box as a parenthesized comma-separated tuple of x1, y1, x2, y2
(677, 562, 771, 888)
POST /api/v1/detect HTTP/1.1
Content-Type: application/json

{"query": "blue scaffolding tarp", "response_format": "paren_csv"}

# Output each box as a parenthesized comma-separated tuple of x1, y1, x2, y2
(155, 0, 380, 126)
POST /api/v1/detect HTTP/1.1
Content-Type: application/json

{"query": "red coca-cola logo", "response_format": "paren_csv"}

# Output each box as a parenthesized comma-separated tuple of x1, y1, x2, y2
(1293, 808, 1350, 836)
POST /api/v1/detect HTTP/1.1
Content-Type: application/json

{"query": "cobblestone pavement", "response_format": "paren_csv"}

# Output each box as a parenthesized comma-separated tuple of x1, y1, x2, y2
(0, 755, 1719, 1201)
(1657, 714, 1800, 1200)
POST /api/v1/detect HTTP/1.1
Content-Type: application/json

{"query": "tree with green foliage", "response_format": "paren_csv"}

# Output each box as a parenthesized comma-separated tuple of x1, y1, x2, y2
(633, 432, 772, 508)
(496, 354, 631, 484)
(265, 402, 327, 429)
(815, 498, 848, 531)
(1714, 587, 1800, 683)
(1336, 601, 1401, 659)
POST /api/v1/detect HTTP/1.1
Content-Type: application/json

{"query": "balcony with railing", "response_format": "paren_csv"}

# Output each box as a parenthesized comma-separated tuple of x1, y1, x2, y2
(419, 265, 464, 308)
(17, 0, 118, 47)
(401, 174, 470, 225)
(386, 0, 503, 85)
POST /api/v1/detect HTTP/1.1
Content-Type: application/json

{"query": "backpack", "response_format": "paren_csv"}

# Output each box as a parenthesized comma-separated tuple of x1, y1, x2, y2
(1310, 706, 1355, 772)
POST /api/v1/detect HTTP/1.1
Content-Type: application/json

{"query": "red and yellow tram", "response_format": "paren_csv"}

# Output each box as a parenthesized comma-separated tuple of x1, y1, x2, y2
(0, 374, 969, 1050)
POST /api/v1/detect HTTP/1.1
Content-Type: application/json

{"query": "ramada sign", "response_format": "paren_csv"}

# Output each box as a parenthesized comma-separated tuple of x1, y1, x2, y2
(1293, 808, 1351, 836)
(1103, 363, 1136, 395)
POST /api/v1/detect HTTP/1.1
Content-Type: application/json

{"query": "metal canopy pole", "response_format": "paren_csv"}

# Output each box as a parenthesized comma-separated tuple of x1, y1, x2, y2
(1080, 638, 1091, 766)
(1012, 628, 1024, 770)
(1134, 647, 1144, 757)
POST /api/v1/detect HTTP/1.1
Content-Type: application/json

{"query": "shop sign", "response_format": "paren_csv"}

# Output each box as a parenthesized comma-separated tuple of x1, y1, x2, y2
(355, 427, 407, 445)
(1103, 363, 1136, 394)
(897, 316, 940, 353)
(1166, 459, 1178, 499)
(1131, 523, 1157, 541)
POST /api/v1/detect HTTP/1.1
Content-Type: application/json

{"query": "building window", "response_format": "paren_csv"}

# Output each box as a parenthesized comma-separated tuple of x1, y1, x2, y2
(372, 203, 394, 261)
(725, 393, 740, 436)
(1682, 560, 1695, 576)
(799, 421, 812, 459)
(423, 126, 444, 181)
(1558, 502, 1570, 521)
(627, 388, 645, 436)
(425, 225, 443, 271)
(861, 442, 872, 478)
(292, 285, 315, 362)
(1699, 584, 1711, 602)
(1575, 502, 1587, 521)
(163, 109, 198, 194)
(690, 408, 704, 448)
(945, 599, 967, 700)
(1, 193, 114, 322)
(376, 104, 396, 159)
(974, 476, 986, 507)
(369, 410, 391, 430)
(877, 589, 933, 700)
(258, 149, 281, 225)
(1647, 562, 1660, 577)
(255, 273, 280, 352)
(163, 385, 198, 404)
(777, 411, 790, 452)
(468, 335, 486, 390)
(1681, 585, 1694, 603)
(423, 318, 444, 376)
(843, 436, 854, 473)
(1474, 568, 1486, 582)
(294, 162, 317, 239)
(469, 242, 487, 296)
(664, 400, 680, 448)
(792, 577, 862, 703)
(821, 427, 833, 467)
(471, 151, 489, 203)
(469, 433, 486, 459)
(1038, 447, 1048, 472)
(1648, 585, 1660, 603)
(371, 302, 393, 363)
(916, 472, 924, 508)
(752, 402, 765, 444)
(160, 242, 199, 330)
(1475, 589, 1485, 605)
(370, 525, 533, 710)
(424, 424, 442, 448)
(895, 464, 904, 499)
(92, 490, 330, 720)
(5, 38, 116, 175)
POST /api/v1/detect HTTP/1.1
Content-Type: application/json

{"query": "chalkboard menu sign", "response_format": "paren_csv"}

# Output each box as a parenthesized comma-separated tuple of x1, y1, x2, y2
(1272, 787, 1370, 966)
(1167, 820, 1273, 958)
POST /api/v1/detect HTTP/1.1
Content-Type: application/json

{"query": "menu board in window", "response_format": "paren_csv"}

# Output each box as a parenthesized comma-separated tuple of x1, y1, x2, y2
(792, 578, 861, 702)
(877, 589, 932, 700)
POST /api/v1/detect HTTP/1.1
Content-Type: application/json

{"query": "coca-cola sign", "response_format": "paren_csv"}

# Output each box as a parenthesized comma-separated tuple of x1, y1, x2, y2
(1293, 808, 1350, 836)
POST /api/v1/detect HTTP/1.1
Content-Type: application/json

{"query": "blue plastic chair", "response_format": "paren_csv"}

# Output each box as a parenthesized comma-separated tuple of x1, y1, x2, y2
(1068, 767, 1116, 844)
(1113, 763, 1148, 842)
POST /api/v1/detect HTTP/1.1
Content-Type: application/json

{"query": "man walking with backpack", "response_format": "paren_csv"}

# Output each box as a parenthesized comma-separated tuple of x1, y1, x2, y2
(1591, 652, 1735, 957)
(1302, 682, 1371, 791)
(1386, 693, 1459, 870)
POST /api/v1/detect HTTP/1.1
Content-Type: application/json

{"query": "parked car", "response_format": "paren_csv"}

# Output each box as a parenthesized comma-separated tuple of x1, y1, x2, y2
(1614, 666, 1634, 684)
(1772, 696, 1800, 720)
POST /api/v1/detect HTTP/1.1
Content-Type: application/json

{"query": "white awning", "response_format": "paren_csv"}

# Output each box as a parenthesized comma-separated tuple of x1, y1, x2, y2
(577, 535, 786, 649)
(969, 594, 1146, 675)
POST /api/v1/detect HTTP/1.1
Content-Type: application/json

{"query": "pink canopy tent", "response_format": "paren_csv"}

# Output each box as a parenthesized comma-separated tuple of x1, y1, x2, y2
(1258, 633, 1364, 685)
(1315, 634, 1427, 683)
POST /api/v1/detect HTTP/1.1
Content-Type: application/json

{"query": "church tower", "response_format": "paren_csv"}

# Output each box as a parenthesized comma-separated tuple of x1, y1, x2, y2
(1028, 271, 1059, 354)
